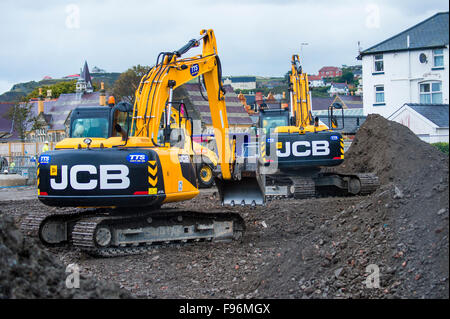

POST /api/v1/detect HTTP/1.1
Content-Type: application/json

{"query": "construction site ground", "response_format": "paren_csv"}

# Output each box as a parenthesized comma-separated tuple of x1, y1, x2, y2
(0, 115, 448, 299)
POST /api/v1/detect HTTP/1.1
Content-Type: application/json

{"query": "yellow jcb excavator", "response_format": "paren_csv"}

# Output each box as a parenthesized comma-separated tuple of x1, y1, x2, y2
(260, 54, 379, 198)
(21, 29, 264, 257)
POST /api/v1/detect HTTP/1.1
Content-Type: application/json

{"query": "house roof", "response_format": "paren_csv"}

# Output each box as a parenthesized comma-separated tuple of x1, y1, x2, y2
(311, 97, 335, 111)
(338, 95, 363, 108)
(313, 112, 366, 134)
(331, 83, 348, 89)
(360, 12, 449, 56)
(405, 103, 449, 127)
(174, 84, 253, 126)
(27, 92, 102, 131)
(319, 66, 340, 72)
(311, 95, 362, 111)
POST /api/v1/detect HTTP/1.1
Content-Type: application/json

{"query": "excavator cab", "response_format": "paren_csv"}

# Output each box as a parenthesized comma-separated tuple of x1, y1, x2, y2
(328, 102, 344, 130)
(68, 102, 133, 140)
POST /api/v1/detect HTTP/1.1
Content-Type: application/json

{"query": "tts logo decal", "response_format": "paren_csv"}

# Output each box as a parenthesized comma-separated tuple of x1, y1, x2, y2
(190, 64, 199, 77)
(50, 165, 130, 190)
(39, 155, 50, 165)
(127, 153, 148, 163)
(277, 141, 330, 157)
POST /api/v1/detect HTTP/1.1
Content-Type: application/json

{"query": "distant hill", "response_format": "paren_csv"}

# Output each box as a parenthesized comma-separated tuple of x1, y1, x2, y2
(0, 72, 121, 102)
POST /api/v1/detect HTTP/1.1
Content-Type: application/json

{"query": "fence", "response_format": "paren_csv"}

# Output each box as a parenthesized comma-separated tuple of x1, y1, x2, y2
(0, 142, 55, 185)
(0, 141, 56, 158)
(0, 155, 38, 185)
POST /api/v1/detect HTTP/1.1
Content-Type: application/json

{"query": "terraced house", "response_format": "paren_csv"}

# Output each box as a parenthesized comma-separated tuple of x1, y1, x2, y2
(359, 12, 449, 118)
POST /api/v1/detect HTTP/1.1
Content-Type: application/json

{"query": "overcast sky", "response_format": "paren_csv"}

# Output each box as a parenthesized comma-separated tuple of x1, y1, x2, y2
(0, 0, 448, 94)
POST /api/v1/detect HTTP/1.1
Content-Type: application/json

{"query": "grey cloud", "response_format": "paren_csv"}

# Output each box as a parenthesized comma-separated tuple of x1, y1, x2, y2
(0, 0, 448, 94)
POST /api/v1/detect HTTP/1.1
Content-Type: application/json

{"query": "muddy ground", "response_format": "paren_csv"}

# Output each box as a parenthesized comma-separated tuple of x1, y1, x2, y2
(0, 115, 448, 299)
(1, 185, 447, 299)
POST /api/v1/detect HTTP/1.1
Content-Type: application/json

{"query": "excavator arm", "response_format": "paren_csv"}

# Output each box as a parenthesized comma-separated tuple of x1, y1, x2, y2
(289, 54, 312, 129)
(131, 29, 233, 180)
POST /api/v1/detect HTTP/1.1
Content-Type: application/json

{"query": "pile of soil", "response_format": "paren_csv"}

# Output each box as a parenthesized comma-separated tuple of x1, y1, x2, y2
(241, 114, 449, 298)
(338, 114, 449, 187)
(338, 114, 449, 298)
(0, 211, 131, 299)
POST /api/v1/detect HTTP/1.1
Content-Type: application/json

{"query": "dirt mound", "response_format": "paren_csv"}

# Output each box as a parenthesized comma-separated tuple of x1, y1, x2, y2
(239, 115, 449, 298)
(0, 211, 131, 298)
(339, 114, 448, 187)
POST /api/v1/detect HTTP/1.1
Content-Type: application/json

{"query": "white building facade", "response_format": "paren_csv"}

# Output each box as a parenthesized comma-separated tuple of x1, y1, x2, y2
(360, 12, 449, 118)
(388, 104, 449, 143)
(223, 76, 256, 91)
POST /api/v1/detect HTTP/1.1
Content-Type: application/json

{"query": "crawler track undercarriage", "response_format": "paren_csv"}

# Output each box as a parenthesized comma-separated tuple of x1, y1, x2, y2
(265, 171, 379, 199)
(21, 208, 245, 257)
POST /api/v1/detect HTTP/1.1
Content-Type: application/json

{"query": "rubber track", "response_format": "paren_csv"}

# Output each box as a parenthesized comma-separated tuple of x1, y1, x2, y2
(356, 173, 380, 195)
(71, 211, 245, 257)
(291, 177, 316, 199)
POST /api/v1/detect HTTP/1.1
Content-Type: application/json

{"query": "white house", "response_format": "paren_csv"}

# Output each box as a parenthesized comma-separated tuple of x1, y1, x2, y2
(359, 12, 449, 118)
(328, 83, 349, 95)
(388, 103, 449, 143)
(308, 75, 326, 87)
(223, 76, 256, 91)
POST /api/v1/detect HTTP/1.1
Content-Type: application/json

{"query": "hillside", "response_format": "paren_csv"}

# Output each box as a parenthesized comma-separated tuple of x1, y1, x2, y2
(0, 73, 120, 102)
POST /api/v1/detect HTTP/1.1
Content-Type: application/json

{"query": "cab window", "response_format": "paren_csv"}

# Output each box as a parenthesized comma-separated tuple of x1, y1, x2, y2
(113, 110, 130, 137)
(261, 116, 288, 134)
(71, 118, 109, 138)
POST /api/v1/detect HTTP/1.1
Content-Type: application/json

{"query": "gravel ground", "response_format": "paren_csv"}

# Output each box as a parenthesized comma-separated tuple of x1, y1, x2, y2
(1, 185, 447, 299)
(0, 115, 448, 299)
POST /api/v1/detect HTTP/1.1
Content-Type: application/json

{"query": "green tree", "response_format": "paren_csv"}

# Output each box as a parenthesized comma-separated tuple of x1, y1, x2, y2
(3, 101, 41, 142)
(340, 71, 354, 84)
(26, 80, 78, 100)
(112, 65, 151, 103)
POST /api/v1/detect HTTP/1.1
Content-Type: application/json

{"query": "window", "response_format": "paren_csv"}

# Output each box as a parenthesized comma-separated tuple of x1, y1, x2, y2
(374, 54, 384, 72)
(261, 115, 288, 134)
(420, 81, 442, 104)
(71, 117, 109, 138)
(433, 49, 444, 67)
(375, 85, 384, 104)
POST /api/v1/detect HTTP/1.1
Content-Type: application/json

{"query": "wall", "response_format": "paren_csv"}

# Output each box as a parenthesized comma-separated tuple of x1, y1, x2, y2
(388, 106, 449, 143)
(362, 46, 449, 117)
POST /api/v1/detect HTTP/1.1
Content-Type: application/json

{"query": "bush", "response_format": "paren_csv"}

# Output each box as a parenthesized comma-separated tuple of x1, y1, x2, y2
(431, 142, 449, 155)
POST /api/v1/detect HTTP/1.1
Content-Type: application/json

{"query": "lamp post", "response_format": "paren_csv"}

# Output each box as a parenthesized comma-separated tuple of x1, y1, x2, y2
(300, 42, 309, 65)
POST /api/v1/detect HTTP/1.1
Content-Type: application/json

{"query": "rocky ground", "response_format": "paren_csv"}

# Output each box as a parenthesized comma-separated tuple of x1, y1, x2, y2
(0, 115, 448, 299)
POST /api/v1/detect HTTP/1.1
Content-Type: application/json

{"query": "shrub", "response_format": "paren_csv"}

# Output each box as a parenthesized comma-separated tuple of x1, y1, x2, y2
(431, 142, 449, 155)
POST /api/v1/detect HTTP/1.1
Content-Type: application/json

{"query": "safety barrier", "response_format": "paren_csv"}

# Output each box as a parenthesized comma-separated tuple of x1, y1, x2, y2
(0, 155, 39, 185)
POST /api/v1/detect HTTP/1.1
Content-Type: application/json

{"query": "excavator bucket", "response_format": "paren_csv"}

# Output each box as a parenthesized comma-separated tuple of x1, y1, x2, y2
(215, 174, 265, 206)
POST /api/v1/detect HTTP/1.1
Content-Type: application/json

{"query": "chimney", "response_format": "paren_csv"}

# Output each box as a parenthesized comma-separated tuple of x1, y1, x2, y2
(38, 88, 44, 114)
(46, 89, 52, 101)
(99, 82, 106, 106)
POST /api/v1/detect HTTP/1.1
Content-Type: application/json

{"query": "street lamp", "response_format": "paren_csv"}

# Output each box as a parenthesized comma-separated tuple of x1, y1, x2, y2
(300, 42, 309, 66)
